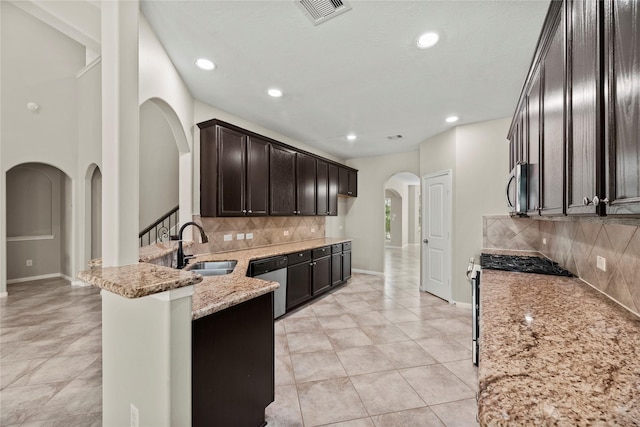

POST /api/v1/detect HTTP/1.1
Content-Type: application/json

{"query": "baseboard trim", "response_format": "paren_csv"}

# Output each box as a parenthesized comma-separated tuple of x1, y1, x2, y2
(453, 301, 472, 310)
(71, 280, 91, 287)
(7, 273, 63, 284)
(352, 269, 384, 276)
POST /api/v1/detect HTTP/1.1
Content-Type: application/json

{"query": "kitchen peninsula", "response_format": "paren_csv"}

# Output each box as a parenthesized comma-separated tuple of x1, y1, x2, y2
(79, 237, 352, 427)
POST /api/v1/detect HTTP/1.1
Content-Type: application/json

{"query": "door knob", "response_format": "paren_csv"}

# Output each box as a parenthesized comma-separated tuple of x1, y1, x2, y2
(423, 239, 429, 244)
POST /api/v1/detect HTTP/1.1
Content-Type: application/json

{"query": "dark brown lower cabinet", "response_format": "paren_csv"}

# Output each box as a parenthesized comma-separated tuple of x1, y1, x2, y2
(312, 255, 331, 294)
(331, 252, 342, 286)
(342, 250, 352, 281)
(192, 292, 274, 427)
(287, 252, 312, 309)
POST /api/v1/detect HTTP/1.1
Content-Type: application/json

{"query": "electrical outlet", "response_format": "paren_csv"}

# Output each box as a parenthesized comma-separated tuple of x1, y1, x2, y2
(223, 234, 232, 242)
(597, 255, 606, 271)
(130, 404, 139, 427)
(542, 238, 547, 245)
(246, 233, 254, 240)
(26, 259, 33, 267)
(283, 230, 289, 236)
(236, 233, 245, 240)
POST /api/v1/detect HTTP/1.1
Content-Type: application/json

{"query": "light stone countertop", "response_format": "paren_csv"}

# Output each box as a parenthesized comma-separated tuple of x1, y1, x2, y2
(80, 238, 351, 320)
(478, 269, 640, 425)
(188, 237, 351, 320)
(77, 262, 203, 298)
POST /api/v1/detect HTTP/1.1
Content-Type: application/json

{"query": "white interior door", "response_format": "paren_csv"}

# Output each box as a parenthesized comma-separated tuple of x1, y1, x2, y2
(421, 171, 451, 301)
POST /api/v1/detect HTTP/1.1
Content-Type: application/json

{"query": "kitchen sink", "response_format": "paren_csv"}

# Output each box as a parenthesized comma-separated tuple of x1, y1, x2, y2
(188, 260, 237, 276)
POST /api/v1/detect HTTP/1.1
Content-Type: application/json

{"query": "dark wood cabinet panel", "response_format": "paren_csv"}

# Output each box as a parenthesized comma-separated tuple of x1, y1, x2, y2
(527, 68, 542, 215)
(328, 163, 339, 216)
(567, 0, 603, 216)
(338, 167, 349, 195)
(338, 166, 358, 197)
(316, 160, 329, 216)
(312, 256, 331, 295)
(348, 170, 358, 197)
(199, 126, 218, 217)
(540, 9, 566, 216)
(342, 250, 352, 281)
(270, 145, 296, 216)
(296, 153, 317, 215)
(217, 126, 246, 216)
(331, 252, 342, 286)
(604, 0, 640, 215)
(192, 293, 273, 427)
(287, 261, 312, 309)
(246, 136, 270, 216)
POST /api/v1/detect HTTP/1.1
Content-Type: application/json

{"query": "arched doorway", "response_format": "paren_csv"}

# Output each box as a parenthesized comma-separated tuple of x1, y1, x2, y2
(383, 172, 421, 285)
(5, 163, 73, 283)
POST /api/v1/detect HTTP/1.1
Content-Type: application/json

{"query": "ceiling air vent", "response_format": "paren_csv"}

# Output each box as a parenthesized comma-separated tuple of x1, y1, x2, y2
(297, 0, 352, 26)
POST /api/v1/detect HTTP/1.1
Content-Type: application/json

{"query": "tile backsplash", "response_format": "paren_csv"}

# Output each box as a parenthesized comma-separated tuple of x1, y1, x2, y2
(484, 215, 640, 316)
(191, 215, 326, 253)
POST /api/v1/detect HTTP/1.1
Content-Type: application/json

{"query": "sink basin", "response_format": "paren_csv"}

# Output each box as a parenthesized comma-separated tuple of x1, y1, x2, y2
(188, 260, 237, 276)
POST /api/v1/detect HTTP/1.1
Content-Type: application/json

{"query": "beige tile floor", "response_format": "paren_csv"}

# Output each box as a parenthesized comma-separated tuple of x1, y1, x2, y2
(0, 245, 478, 426)
(266, 245, 479, 426)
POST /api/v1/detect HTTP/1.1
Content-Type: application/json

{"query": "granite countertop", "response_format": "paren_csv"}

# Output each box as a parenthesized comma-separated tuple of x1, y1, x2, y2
(478, 269, 640, 425)
(88, 241, 193, 267)
(188, 237, 351, 320)
(77, 262, 203, 298)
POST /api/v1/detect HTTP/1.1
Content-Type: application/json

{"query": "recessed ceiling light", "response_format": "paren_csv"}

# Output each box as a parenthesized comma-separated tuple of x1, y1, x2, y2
(267, 88, 283, 98)
(347, 134, 357, 141)
(445, 116, 459, 123)
(195, 58, 215, 71)
(417, 32, 439, 49)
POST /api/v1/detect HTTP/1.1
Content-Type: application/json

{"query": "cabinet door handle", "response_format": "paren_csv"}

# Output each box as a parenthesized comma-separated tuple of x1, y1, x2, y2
(248, 210, 252, 213)
(242, 209, 247, 213)
(593, 196, 610, 206)
(583, 197, 591, 206)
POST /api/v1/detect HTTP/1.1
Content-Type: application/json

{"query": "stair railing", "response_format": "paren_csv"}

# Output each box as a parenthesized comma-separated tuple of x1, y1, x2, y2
(139, 205, 179, 247)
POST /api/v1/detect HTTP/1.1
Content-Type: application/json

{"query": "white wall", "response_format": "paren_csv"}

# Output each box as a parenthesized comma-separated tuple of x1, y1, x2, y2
(139, 100, 179, 232)
(345, 151, 420, 273)
(408, 185, 420, 244)
(420, 118, 510, 304)
(453, 118, 510, 302)
(1, 2, 90, 289)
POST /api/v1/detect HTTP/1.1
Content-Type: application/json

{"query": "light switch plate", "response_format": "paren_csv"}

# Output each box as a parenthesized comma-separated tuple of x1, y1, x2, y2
(542, 238, 547, 245)
(311, 228, 315, 233)
(224, 234, 232, 241)
(237, 233, 245, 240)
(597, 255, 606, 271)
(246, 233, 254, 240)
(284, 230, 289, 236)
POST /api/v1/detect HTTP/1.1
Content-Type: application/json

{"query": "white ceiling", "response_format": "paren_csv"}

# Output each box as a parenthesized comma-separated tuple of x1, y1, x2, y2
(141, 0, 550, 160)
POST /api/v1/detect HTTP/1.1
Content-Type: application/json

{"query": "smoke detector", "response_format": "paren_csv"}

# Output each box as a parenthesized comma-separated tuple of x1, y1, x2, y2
(297, 0, 352, 26)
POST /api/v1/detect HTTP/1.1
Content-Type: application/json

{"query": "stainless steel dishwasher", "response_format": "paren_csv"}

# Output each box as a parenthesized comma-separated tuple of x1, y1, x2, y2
(249, 256, 288, 319)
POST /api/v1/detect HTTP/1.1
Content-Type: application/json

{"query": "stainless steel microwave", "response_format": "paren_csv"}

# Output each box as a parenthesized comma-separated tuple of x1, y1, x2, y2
(506, 162, 527, 214)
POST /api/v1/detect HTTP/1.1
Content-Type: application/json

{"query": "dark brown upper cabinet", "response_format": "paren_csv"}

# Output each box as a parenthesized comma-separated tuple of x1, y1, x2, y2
(604, 0, 640, 215)
(316, 160, 329, 216)
(539, 5, 566, 216)
(527, 67, 542, 215)
(338, 166, 358, 197)
(296, 153, 317, 215)
(199, 119, 357, 217)
(199, 123, 269, 217)
(328, 163, 339, 216)
(270, 145, 296, 216)
(566, 0, 604, 216)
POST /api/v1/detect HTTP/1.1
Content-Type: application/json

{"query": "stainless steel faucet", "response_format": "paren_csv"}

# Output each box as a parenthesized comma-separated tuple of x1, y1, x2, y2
(176, 222, 209, 269)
